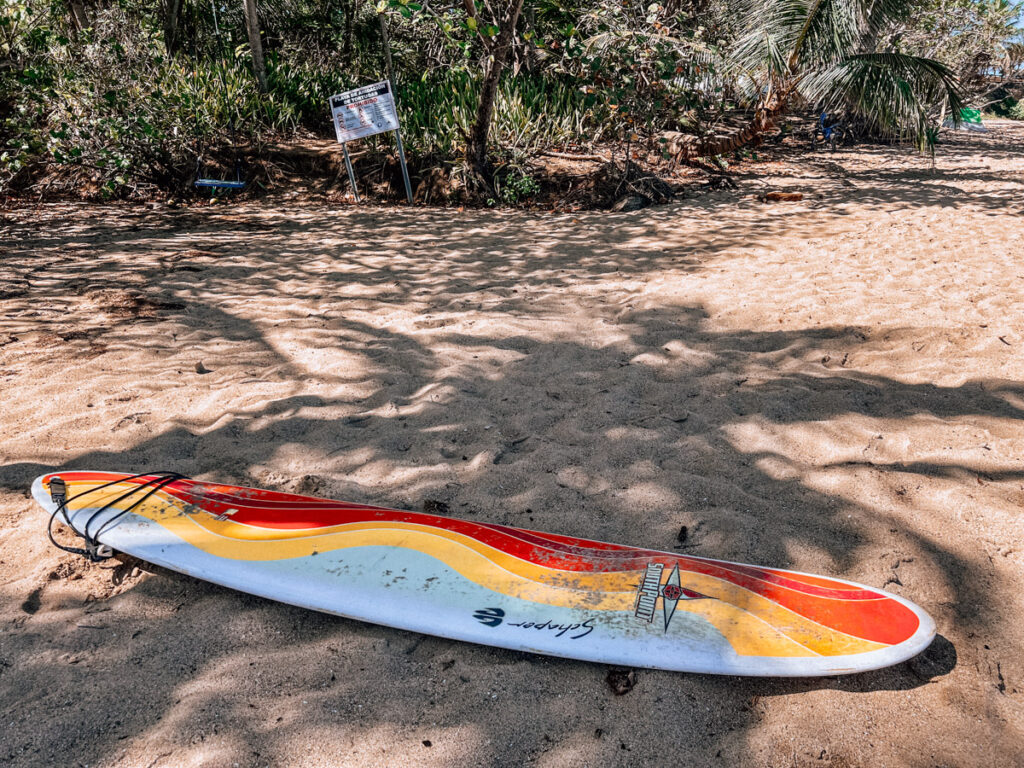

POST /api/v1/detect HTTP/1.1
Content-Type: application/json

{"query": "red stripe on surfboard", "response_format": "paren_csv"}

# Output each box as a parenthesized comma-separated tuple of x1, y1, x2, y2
(482, 524, 866, 592)
(479, 524, 881, 599)
(50, 472, 922, 645)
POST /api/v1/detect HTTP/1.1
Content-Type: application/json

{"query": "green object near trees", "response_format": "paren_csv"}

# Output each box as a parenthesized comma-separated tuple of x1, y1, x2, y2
(959, 108, 983, 124)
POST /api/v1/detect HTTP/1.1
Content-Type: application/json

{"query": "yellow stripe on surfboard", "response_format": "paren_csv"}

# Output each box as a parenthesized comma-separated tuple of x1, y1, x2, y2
(62, 480, 888, 658)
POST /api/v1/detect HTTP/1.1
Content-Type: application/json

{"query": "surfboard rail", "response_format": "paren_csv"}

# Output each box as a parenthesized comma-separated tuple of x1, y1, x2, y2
(31, 471, 936, 676)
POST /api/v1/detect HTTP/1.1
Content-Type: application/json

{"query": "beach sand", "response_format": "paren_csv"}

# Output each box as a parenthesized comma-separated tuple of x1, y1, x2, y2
(1, 122, 1022, 767)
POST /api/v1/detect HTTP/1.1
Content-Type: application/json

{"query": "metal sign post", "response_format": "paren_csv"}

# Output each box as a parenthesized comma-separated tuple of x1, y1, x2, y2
(391, 122, 413, 205)
(340, 142, 360, 202)
(328, 78, 412, 205)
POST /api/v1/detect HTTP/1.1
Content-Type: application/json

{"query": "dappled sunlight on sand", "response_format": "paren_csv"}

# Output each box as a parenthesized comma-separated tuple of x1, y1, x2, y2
(0, 122, 1022, 767)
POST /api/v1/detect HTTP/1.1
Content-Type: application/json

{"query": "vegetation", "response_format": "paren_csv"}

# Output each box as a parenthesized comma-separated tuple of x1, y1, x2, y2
(1, 0, 1020, 201)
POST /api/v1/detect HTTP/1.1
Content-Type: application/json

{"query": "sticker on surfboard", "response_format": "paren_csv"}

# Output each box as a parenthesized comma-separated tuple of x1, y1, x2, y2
(31, 471, 936, 677)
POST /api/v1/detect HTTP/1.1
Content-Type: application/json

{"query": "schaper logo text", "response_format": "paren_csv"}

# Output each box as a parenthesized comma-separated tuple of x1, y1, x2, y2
(634, 562, 705, 630)
(473, 608, 596, 639)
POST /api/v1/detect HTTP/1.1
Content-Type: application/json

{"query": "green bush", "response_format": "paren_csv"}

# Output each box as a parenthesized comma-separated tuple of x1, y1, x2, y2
(396, 71, 600, 157)
(0, 4, 600, 198)
(0, 6, 353, 196)
(987, 95, 1019, 118)
(494, 166, 541, 205)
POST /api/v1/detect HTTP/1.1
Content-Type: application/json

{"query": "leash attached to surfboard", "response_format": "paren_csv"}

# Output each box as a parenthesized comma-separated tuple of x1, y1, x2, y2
(46, 471, 185, 562)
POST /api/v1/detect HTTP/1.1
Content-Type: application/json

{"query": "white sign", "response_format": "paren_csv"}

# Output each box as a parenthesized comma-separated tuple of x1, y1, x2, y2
(329, 81, 400, 144)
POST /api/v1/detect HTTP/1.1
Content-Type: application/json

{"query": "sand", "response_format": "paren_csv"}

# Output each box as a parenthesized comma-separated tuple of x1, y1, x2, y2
(1, 121, 1022, 767)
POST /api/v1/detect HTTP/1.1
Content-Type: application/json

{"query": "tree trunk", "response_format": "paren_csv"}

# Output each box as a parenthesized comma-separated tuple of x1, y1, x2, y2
(465, 0, 525, 180)
(243, 0, 268, 93)
(343, 0, 359, 65)
(162, 0, 184, 56)
(661, 86, 788, 160)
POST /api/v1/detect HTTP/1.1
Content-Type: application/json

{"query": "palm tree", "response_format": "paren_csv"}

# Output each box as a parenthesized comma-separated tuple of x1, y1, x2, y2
(663, 0, 965, 158)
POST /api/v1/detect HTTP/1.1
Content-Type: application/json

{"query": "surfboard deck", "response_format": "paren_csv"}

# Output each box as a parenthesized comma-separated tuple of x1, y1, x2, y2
(31, 471, 935, 676)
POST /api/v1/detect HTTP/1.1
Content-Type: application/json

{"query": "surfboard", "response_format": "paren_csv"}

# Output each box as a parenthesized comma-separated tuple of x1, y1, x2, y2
(31, 471, 935, 676)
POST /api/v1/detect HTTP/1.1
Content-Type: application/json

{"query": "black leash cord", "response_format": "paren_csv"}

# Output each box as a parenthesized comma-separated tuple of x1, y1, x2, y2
(82, 473, 185, 543)
(47, 471, 188, 561)
(49, 471, 186, 560)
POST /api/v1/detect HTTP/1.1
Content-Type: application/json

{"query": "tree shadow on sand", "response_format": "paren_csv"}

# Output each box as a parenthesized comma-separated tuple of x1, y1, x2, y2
(1, 293, 1020, 766)
(3, 137, 1023, 764)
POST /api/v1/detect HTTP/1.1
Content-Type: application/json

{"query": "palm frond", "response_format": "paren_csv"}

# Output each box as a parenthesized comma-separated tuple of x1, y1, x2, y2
(733, 0, 867, 75)
(800, 52, 964, 143)
(862, 0, 929, 40)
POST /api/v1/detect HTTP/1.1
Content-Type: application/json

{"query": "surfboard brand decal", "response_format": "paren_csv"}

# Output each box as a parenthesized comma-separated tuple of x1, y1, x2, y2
(634, 563, 665, 623)
(474, 608, 596, 639)
(474, 607, 505, 627)
(635, 562, 704, 631)
(505, 618, 596, 639)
